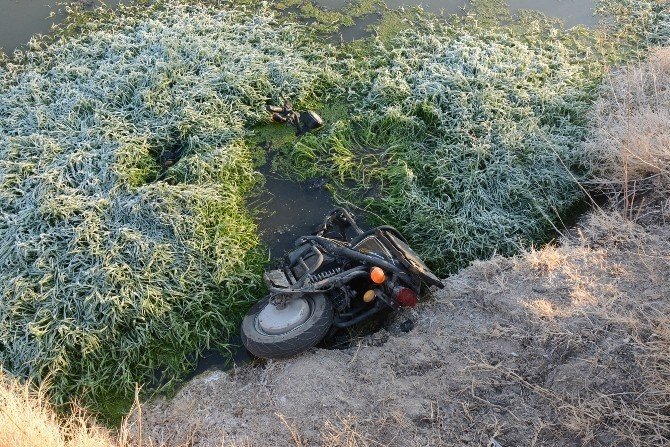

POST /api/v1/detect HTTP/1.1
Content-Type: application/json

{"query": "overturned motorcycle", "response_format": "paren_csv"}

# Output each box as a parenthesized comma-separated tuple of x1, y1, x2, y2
(241, 208, 444, 359)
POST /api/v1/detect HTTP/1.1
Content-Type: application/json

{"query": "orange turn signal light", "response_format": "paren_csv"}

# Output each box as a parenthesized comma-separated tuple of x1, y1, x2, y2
(370, 267, 386, 284)
(363, 290, 376, 303)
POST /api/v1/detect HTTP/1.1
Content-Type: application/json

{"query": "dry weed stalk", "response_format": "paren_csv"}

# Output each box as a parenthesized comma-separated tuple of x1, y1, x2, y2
(587, 47, 670, 214)
(0, 372, 211, 447)
(0, 373, 123, 447)
(321, 413, 411, 447)
(276, 413, 307, 447)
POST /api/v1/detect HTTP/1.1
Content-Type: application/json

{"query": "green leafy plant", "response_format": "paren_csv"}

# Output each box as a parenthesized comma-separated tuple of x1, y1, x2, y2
(0, 1, 333, 414)
(284, 0, 670, 275)
(288, 17, 597, 273)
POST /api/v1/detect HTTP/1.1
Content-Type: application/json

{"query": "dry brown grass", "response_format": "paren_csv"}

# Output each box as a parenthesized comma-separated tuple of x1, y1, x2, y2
(587, 47, 670, 212)
(0, 374, 210, 447)
(0, 373, 125, 447)
(517, 211, 670, 445)
(576, 48, 670, 446)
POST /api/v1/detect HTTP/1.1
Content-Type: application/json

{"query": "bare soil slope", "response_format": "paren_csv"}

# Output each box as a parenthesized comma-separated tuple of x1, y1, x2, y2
(137, 210, 670, 446)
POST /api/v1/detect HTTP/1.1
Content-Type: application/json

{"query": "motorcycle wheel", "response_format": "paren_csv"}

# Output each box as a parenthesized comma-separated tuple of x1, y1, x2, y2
(241, 294, 333, 359)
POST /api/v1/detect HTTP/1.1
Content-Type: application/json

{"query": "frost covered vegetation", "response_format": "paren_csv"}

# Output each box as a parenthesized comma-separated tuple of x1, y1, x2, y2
(596, 0, 670, 52)
(0, 1, 331, 412)
(289, 0, 670, 274)
(291, 17, 597, 273)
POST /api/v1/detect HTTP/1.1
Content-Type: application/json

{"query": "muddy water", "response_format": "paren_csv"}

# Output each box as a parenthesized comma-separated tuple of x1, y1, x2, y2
(507, 0, 597, 27)
(253, 163, 336, 259)
(0, 0, 132, 55)
(0, 0, 61, 54)
(0, 0, 598, 53)
(181, 160, 339, 377)
(320, 0, 597, 27)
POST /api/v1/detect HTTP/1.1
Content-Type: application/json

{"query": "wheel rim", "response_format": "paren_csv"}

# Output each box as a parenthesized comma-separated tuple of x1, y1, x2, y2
(256, 298, 311, 335)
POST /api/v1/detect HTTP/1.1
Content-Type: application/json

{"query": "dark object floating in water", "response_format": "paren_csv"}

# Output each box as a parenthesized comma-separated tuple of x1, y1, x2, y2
(267, 99, 324, 136)
(148, 135, 187, 184)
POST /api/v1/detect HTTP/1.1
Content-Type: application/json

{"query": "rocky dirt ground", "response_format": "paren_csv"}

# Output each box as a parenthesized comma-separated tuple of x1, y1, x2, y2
(135, 207, 670, 447)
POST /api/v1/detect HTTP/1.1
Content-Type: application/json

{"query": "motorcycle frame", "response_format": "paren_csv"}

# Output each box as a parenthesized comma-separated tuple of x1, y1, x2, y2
(267, 208, 422, 328)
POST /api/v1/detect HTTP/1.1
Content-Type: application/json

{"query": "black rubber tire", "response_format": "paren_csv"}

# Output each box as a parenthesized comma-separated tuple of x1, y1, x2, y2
(241, 294, 333, 359)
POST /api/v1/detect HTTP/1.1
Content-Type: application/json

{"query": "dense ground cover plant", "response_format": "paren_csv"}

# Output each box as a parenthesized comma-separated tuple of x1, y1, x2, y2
(0, 1, 333, 412)
(290, 17, 597, 273)
(287, 0, 670, 275)
(597, 0, 670, 53)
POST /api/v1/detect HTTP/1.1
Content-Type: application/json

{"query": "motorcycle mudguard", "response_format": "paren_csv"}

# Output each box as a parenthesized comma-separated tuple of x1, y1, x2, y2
(264, 269, 290, 288)
(383, 232, 444, 288)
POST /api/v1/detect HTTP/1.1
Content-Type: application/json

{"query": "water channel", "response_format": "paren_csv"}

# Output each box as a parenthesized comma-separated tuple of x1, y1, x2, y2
(0, 0, 598, 378)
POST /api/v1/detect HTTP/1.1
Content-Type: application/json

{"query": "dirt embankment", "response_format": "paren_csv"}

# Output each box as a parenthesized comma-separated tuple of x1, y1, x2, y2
(135, 208, 670, 446)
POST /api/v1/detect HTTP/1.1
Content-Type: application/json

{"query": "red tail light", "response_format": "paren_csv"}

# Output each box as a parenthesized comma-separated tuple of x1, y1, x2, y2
(394, 288, 419, 307)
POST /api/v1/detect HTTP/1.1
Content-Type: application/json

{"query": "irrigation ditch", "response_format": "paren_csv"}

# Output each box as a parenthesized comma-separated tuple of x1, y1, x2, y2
(0, 0, 669, 428)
